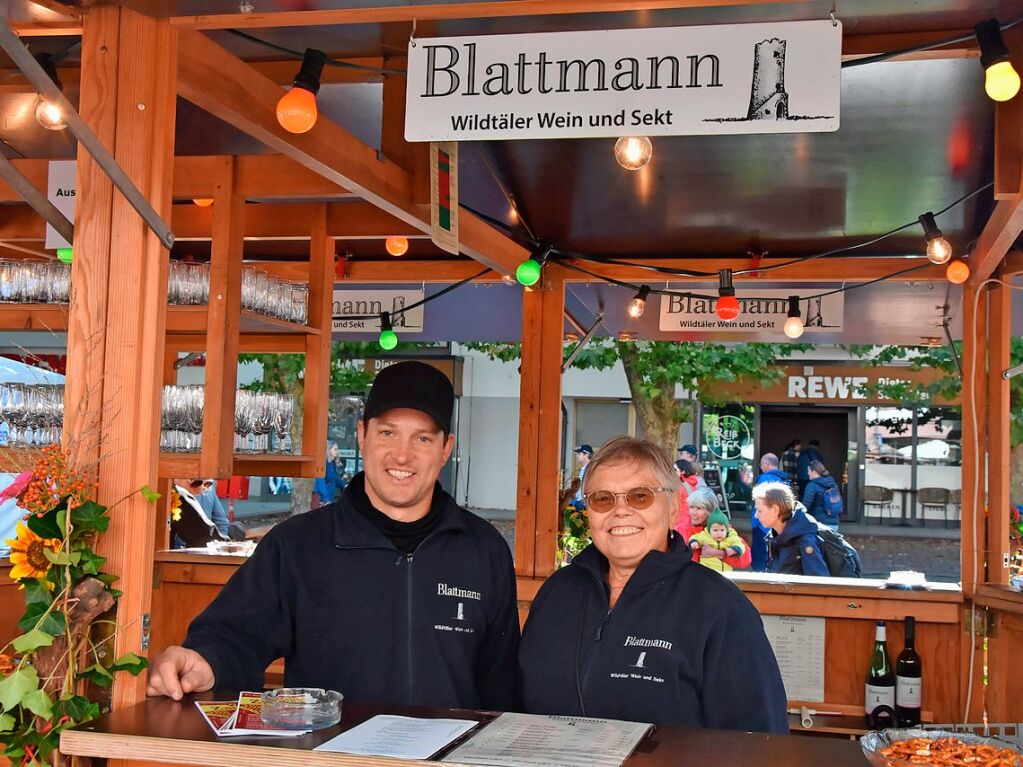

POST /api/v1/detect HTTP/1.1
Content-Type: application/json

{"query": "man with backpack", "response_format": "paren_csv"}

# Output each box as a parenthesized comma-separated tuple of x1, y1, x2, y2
(802, 460, 843, 531)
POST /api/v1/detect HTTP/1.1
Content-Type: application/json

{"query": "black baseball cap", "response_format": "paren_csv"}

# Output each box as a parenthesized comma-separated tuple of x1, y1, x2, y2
(363, 361, 454, 433)
(678, 444, 698, 455)
(574, 444, 594, 456)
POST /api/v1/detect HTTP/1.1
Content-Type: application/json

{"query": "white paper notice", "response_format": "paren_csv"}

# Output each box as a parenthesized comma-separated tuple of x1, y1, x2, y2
(761, 615, 825, 702)
(314, 715, 477, 760)
(444, 712, 653, 767)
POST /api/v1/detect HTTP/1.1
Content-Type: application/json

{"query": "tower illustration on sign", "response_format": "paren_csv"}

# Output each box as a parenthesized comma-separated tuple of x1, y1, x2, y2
(631, 652, 647, 669)
(747, 39, 789, 120)
(454, 602, 465, 621)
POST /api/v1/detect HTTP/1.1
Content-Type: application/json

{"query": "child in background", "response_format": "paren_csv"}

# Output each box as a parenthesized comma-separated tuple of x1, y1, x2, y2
(688, 509, 746, 573)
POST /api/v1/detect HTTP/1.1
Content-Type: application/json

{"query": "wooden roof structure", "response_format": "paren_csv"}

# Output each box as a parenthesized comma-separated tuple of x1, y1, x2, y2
(0, 0, 1022, 733)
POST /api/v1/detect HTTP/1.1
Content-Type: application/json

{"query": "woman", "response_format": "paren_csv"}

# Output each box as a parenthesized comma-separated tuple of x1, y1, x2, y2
(802, 460, 842, 531)
(171, 479, 229, 549)
(520, 437, 787, 733)
(673, 459, 700, 524)
(674, 487, 751, 570)
(754, 481, 829, 576)
(312, 441, 343, 508)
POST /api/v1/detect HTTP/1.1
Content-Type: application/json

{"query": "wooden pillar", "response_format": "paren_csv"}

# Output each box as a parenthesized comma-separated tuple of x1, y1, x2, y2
(987, 278, 1012, 586)
(64, 5, 177, 710)
(300, 204, 335, 472)
(514, 265, 565, 578)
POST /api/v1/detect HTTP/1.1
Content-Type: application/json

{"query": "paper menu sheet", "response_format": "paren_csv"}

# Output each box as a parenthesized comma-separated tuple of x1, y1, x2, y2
(314, 715, 478, 760)
(444, 712, 653, 767)
(761, 615, 825, 703)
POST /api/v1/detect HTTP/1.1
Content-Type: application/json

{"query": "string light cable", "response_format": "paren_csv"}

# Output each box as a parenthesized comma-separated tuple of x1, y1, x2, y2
(225, 29, 406, 75)
(337, 266, 492, 323)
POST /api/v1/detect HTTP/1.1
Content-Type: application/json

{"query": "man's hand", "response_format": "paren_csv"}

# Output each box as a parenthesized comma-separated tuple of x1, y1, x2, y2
(701, 544, 726, 560)
(146, 646, 215, 700)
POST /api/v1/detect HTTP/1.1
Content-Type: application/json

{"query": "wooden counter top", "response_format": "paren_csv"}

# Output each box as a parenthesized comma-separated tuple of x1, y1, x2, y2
(973, 584, 1023, 615)
(61, 695, 870, 767)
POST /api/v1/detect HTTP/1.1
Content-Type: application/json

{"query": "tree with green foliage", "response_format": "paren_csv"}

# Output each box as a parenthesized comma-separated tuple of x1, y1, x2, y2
(468, 339, 810, 457)
(848, 341, 1023, 506)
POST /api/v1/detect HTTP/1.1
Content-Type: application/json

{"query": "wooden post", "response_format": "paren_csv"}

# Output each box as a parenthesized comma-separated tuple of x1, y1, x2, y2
(380, 55, 430, 206)
(300, 204, 335, 477)
(199, 157, 245, 478)
(987, 278, 1012, 586)
(514, 265, 565, 578)
(64, 5, 177, 710)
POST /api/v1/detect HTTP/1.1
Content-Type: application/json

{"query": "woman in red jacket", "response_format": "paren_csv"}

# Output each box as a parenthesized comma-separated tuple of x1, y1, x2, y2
(674, 487, 752, 570)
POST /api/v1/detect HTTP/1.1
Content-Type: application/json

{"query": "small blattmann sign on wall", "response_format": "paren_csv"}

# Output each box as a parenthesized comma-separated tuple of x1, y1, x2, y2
(405, 20, 841, 142)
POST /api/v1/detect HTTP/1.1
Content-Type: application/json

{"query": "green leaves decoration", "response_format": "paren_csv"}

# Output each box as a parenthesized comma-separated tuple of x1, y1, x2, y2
(20, 689, 53, 719)
(109, 652, 148, 676)
(17, 602, 65, 637)
(69, 500, 110, 534)
(0, 668, 39, 712)
(11, 629, 54, 654)
(140, 484, 161, 503)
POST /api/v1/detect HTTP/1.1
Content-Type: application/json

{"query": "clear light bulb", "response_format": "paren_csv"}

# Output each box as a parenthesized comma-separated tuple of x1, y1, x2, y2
(985, 60, 1022, 102)
(627, 297, 646, 318)
(34, 95, 67, 130)
(926, 236, 953, 265)
(783, 315, 805, 339)
(614, 136, 652, 170)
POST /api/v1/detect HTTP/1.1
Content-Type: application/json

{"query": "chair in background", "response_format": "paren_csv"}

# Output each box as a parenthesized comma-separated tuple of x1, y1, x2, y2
(949, 488, 962, 529)
(918, 487, 952, 528)
(862, 485, 895, 524)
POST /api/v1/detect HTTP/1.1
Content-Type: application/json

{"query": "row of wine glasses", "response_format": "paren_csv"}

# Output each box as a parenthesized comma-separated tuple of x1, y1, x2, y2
(167, 262, 309, 325)
(167, 261, 210, 306)
(160, 385, 295, 454)
(0, 383, 64, 446)
(0, 260, 71, 304)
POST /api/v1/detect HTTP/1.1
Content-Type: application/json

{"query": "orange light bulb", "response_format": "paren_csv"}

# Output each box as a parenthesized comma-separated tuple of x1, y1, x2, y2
(192, 198, 214, 207)
(946, 259, 970, 284)
(385, 236, 409, 257)
(716, 295, 741, 321)
(276, 87, 318, 134)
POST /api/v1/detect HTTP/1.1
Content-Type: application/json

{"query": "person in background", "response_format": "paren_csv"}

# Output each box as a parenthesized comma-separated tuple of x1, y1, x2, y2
(802, 460, 842, 531)
(796, 438, 824, 497)
(572, 444, 593, 511)
(748, 454, 789, 572)
(674, 487, 751, 571)
(688, 509, 746, 573)
(677, 443, 704, 477)
(674, 459, 701, 522)
(520, 437, 786, 732)
(781, 439, 801, 485)
(171, 480, 229, 549)
(195, 479, 230, 538)
(312, 441, 343, 508)
(754, 481, 829, 577)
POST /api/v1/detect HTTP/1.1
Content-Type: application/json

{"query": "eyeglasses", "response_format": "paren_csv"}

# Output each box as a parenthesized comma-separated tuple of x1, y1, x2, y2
(583, 486, 671, 513)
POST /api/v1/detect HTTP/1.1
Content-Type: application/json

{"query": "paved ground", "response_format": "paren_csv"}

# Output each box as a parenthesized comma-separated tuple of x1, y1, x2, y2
(229, 501, 960, 583)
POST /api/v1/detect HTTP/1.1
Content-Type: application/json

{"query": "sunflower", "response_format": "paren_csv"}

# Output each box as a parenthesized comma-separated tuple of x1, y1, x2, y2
(170, 492, 182, 522)
(5, 522, 61, 582)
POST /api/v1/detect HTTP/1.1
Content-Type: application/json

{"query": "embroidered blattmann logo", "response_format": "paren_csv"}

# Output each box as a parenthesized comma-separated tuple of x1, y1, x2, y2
(624, 635, 673, 651)
(437, 583, 482, 601)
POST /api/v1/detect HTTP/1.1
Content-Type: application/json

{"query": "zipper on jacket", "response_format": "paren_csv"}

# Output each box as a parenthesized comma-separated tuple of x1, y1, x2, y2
(404, 552, 414, 705)
(580, 607, 611, 699)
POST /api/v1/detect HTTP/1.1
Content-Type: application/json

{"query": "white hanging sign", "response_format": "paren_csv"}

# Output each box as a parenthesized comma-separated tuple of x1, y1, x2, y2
(405, 20, 841, 142)
(332, 288, 425, 334)
(658, 288, 844, 333)
(45, 160, 76, 249)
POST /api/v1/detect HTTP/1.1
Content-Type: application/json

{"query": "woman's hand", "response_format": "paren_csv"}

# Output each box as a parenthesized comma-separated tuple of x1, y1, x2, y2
(701, 544, 726, 559)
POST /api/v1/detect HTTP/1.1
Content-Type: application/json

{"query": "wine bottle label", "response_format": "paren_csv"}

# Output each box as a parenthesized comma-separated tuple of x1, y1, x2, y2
(865, 684, 895, 714)
(896, 676, 922, 707)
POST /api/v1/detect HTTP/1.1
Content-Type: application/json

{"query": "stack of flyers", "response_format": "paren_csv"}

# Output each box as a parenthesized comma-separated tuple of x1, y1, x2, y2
(196, 692, 311, 737)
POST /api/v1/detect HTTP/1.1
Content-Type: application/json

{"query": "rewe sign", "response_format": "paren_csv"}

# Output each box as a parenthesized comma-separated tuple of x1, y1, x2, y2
(788, 375, 870, 400)
(405, 20, 841, 142)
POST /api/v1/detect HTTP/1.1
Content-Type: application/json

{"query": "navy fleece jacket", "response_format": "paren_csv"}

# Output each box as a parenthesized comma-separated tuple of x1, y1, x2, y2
(519, 536, 788, 733)
(183, 476, 520, 711)
(766, 506, 830, 577)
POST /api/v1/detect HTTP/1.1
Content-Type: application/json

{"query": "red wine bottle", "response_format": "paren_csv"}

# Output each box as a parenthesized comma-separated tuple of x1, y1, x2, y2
(865, 621, 895, 727)
(896, 616, 922, 726)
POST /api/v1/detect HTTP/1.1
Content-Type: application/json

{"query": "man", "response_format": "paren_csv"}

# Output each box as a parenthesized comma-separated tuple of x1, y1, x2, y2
(572, 444, 593, 510)
(171, 480, 229, 549)
(781, 439, 801, 485)
(796, 439, 824, 497)
(749, 454, 788, 572)
(677, 443, 704, 477)
(147, 361, 520, 711)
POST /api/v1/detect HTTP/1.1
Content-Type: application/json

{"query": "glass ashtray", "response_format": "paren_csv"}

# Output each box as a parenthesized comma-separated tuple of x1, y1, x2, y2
(260, 688, 343, 730)
(860, 728, 1023, 767)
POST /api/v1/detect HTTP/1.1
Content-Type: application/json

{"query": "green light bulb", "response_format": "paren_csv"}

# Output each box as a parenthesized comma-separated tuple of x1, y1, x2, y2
(515, 258, 542, 286)
(56, 247, 73, 264)
(378, 329, 398, 350)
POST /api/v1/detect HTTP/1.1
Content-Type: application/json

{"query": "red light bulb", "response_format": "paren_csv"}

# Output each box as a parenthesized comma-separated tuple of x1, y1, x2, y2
(716, 295, 741, 321)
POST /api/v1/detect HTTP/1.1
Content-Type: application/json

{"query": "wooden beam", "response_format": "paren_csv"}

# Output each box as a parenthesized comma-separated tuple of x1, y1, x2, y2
(986, 279, 1011, 586)
(968, 186, 1023, 284)
(301, 205, 335, 478)
(994, 26, 1023, 200)
(175, 29, 527, 275)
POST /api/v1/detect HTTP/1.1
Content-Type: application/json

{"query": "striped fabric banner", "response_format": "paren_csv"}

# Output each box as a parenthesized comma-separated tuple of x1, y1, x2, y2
(430, 141, 459, 255)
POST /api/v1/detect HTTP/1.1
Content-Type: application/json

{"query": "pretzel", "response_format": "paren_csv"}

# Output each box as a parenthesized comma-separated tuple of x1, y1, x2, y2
(877, 736, 1023, 766)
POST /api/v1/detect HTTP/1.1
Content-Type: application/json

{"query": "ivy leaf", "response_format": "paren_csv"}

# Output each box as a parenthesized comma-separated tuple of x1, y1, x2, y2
(25, 508, 62, 541)
(17, 602, 65, 637)
(20, 688, 53, 719)
(56, 507, 68, 538)
(70, 501, 110, 534)
(109, 652, 148, 676)
(140, 485, 161, 503)
(0, 667, 39, 712)
(0, 712, 13, 732)
(76, 664, 114, 687)
(22, 580, 52, 609)
(77, 550, 106, 576)
(42, 549, 71, 566)
(11, 629, 54, 654)
(57, 694, 98, 723)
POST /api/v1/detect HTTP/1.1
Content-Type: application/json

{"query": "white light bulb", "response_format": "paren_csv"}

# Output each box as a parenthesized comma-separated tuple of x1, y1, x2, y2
(627, 297, 646, 318)
(614, 136, 652, 170)
(34, 96, 67, 131)
(783, 315, 805, 339)
(926, 236, 952, 265)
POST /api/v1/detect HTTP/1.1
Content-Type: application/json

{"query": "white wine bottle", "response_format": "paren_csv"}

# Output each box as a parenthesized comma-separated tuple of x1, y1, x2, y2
(896, 616, 923, 726)
(865, 620, 896, 727)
